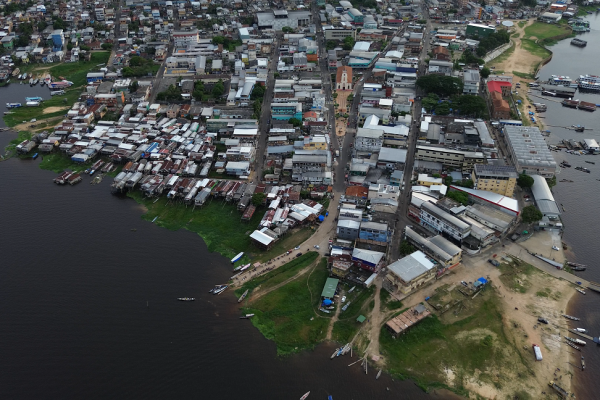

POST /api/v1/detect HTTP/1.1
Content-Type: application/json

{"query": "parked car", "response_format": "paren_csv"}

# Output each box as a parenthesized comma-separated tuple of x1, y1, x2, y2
(314, 245, 320, 249)
(488, 259, 500, 267)
(341, 296, 347, 303)
(296, 252, 303, 257)
(538, 317, 549, 324)
(552, 246, 560, 251)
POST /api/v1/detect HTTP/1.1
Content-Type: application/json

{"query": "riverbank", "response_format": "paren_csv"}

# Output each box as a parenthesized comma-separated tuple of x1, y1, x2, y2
(2, 52, 110, 128)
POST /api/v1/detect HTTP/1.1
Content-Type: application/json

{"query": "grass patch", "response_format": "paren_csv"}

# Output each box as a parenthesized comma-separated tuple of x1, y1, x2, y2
(245, 257, 331, 355)
(380, 288, 403, 311)
(379, 289, 528, 394)
(128, 190, 265, 260)
(518, 21, 526, 28)
(4, 131, 32, 155)
(38, 153, 86, 173)
(487, 42, 514, 67)
(512, 71, 535, 80)
(235, 252, 320, 296)
(338, 285, 375, 320)
(255, 227, 313, 263)
(520, 39, 552, 60)
(3, 90, 79, 127)
(498, 260, 536, 293)
(536, 287, 551, 298)
(332, 319, 361, 343)
(523, 22, 570, 41)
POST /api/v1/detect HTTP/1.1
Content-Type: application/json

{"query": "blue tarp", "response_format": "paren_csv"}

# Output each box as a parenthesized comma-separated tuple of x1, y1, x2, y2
(322, 299, 333, 306)
(477, 277, 488, 285)
(318, 215, 325, 222)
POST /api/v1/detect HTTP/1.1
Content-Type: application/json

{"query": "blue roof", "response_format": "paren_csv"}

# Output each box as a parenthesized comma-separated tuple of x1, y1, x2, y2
(477, 277, 488, 284)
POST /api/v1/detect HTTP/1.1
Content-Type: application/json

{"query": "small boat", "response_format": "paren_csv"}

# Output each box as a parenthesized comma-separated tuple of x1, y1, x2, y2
(582, 356, 585, 370)
(89, 169, 96, 176)
(22, 72, 27, 80)
(576, 288, 586, 295)
(585, 161, 595, 164)
(25, 97, 43, 102)
(549, 381, 570, 398)
(152, 216, 158, 223)
(565, 340, 580, 351)
(575, 328, 587, 333)
(209, 285, 227, 293)
(571, 266, 586, 271)
(177, 297, 195, 301)
(331, 348, 339, 359)
(319, 308, 331, 314)
(300, 392, 310, 400)
(238, 289, 249, 303)
(231, 252, 244, 263)
(214, 285, 228, 295)
(6, 102, 22, 108)
(32, 153, 38, 159)
(562, 314, 580, 321)
(239, 313, 254, 319)
(565, 336, 586, 346)
(376, 369, 382, 380)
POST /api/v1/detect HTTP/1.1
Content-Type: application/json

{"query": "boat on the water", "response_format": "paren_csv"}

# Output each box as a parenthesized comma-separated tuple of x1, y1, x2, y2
(576, 288, 586, 295)
(565, 336, 586, 346)
(565, 340, 580, 351)
(562, 314, 580, 321)
(214, 285, 228, 295)
(238, 289, 249, 303)
(585, 161, 595, 164)
(300, 392, 310, 400)
(151, 216, 158, 223)
(6, 102, 22, 108)
(231, 252, 244, 263)
(177, 297, 195, 301)
(575, 328, 587, 333)
(571, 38, 587, 47)
(209, 284, 227, 293)
(376, 369, 382, 380)
(239, 313, 254, 319)
(32, 153, 38, 159)
(25, 97, 43, 102)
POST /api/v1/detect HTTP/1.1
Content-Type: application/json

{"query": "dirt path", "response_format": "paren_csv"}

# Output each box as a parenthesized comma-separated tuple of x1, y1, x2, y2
(364, 277, 383, 361)
(326, 295, 342, 340)
(247, 260, 317, 303)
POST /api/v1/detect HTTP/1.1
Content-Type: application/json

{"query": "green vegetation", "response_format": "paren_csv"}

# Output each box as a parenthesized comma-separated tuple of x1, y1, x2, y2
(2, 90, 79, 127)
(38, 153, 85, 173)
(474, 30, 511, 57)
(380, 289, 529, 394)
(523, 22, 569, 41)
(518, 21, 526, 28)
(517, 173, 534, 188)
(547, 175, 557, 188)
(512, 71, 536, 80)
(123, 56, 160, 77)
(380, 288, 403, 311)
(416, 75, 464, 97)
(236, 252, 320, 296)
(521, 205, 543, 224)
(254, 228, 314, 263)
(157, 84, 182, 101)
(245, 257, 331, 355)
(399, 241, 416, 257)
(342, 36, 355, 51)
(480, 66, 491, 79)
(446, 190, 469, 206)
(520, 39, 552, 59)
(497, 260, 537, 293)
(128, 191, 264, 259)
(211, 36, 243, 52)
(331, 285, 375, 343)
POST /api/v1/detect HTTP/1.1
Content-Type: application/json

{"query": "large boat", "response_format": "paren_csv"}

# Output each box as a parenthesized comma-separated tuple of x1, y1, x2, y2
(25, 97, 43, 102)
(561, 99, 578, 108)
(542, 90, 556, 97)
(578, 101, 596, 112)
(577, 74, 600, 91)
(549, 381, 570, 398)
(48, 80, 73, 89)
(6, 103, 22, 108)
(571, 38, 587, 47)
(11, 68, 20, 77)
(26, 101, 40, 107)
(562, 314, 580, 321)
(565, 336, 586, 346)
(548, 75, 572, 86)
(177, 297, 195, 301)
(213, 285, 228, 295)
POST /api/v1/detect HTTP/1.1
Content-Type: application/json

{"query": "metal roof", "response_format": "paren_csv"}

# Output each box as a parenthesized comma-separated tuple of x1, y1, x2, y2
(321, 277, 339, 298)
(388, 251, 435, 283)
(474, 164, 518, 179)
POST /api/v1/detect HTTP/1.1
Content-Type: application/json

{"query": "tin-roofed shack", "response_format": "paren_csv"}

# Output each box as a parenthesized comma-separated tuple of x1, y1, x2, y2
(385, 304, 430, 338)
(321, 277, 339, 299)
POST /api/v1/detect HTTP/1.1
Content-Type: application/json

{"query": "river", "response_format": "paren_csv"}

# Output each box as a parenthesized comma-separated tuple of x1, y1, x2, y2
(538, 12, 600, 399)
(0, 130, 458, 399)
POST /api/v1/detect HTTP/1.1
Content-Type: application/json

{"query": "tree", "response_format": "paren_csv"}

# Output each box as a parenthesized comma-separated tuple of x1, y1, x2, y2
(399, 241, 416, 256)
(517, 173, 534, 188)
(343, 36, 355, 51)
(480, 66, 491, 79)
(421, 93, 439, 112)
(129, 80, 139, 92)
(416, 75, 464, 97)
(521, 205, 543, 224)
(455, 179, 474, 189)
(435, 102, 451, 115)
(444, 176, 454, 186)
(326, 40, 337, 50)
(282, 26, 294, 33)
(212, 79, 225, 97)
(252, 193, 266, 206)
(454, 95, 488, 118)
(251, 85, 265, 100)
(53, 17, 66, 30)
(288, 118, 302, 127)
(101, 43, 113, 50)
(446, 190, 469, 206)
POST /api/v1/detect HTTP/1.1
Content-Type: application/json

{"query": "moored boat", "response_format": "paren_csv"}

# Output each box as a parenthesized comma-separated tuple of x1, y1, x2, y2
(562, 314, 580, 321)
(237, 289, 249, 303)
(239, 313, 254, 319)
(549, 380, 570, 398)
(32, 153, 38, 159)
(575, 328, 587, 333)
(576, 288, 586, 295)
(177, 297, 195, 301)
(231, 252, 244, 263)
(565, 336, 586, 346)
(214, 285, 228, 295)
(6, 102, 22, 108)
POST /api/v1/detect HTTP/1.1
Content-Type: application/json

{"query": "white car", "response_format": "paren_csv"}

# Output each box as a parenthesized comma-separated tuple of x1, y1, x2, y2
(341, 296, 346, 303)
(314, 245, 320, 249)
(552, 246, 560, 251)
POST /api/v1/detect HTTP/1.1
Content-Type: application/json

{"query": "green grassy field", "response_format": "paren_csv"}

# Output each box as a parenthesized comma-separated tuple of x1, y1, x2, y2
(38, 153, 86, 173)
(331, 285, 375, 343)
(379, 289, 530, 395)
(523, 22, 569, 41)
(520, 39, 552, 59)
(245, 257, 331, 355)
(255, 227, 313, 262)
(235, 252, 320, 297)
(128, 191, 264, 260)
